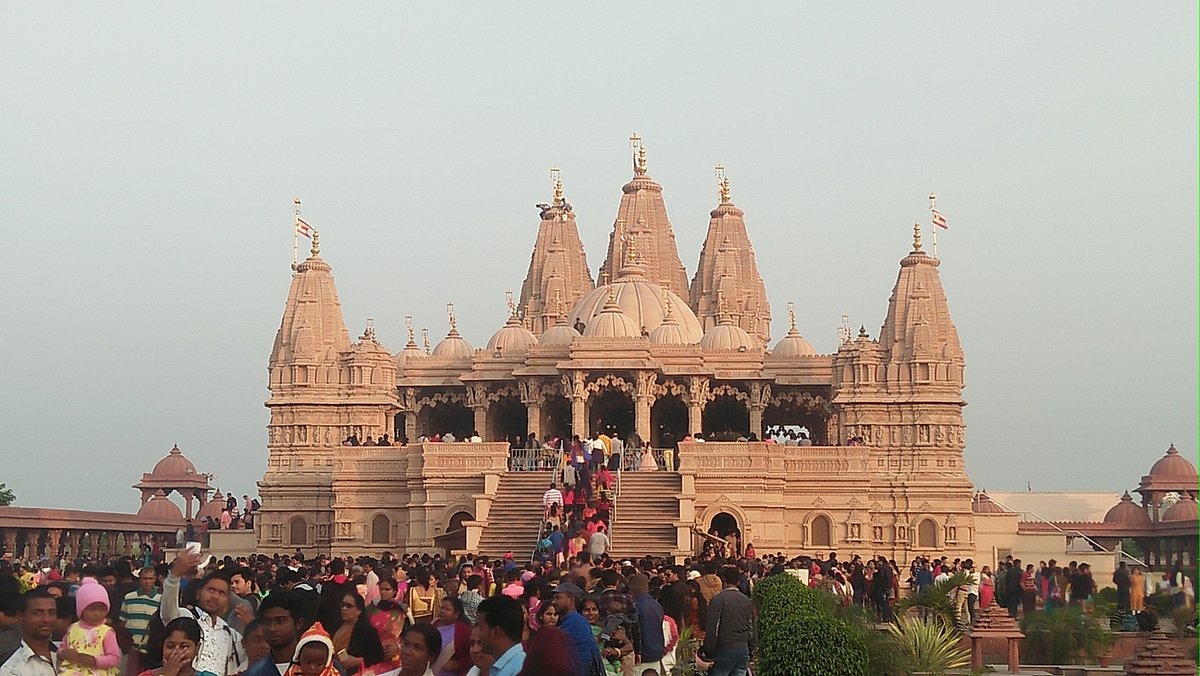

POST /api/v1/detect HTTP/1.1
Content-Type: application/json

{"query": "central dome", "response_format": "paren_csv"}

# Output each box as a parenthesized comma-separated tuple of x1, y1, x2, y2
(486, 315, 539, 354)
(568, 263, 702, 342)
(152, 445, 197, 477)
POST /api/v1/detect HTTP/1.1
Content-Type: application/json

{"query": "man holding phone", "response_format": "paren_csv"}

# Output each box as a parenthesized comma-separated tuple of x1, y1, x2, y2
(163, 549, 246, 675)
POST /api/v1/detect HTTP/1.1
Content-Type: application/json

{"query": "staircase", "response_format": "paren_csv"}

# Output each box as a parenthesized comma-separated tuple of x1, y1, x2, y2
(608, 472, 681, 559)
(476, 472, 554, 558)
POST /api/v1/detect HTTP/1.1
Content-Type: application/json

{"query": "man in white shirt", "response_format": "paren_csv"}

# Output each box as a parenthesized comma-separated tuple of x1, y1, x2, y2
(163, 551, 246, 675)
(542, 483, 563, 518)
(0, 588, 57, 676)
(960, 559, 980, 627)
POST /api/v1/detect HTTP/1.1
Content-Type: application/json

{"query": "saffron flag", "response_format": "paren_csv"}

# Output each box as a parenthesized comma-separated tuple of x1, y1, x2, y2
(296, 217, 314, 238)
(931, 209, 948, 230)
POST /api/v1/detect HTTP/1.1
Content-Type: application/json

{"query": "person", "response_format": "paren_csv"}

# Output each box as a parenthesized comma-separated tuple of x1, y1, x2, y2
(550, 582, 603, 676)
(979, 566, 995, 609)
(638, 443, 658, 472)
(242, 621, 270, 666)
(405, 571, 443, 626)
(702, 567, 754, 676)
(395, 625, 442, 676)
(430, 598, 470, 676)
(136, 617, 219, 676)
(0, 588, 58, 676)
(629, 574, 665, 672)
(462, 625, 494, 676)
(121, 566, 162, 676)
(163, 551, 246, 676)
(457, 576, 483, 627)
(332, 593, 384, 674)
(1113, 561, 1131, 611)
(281, 623, 337, 676)
(542, 484, 563, 520)
(588, 526, 610, 563)
(517, 626, 575, 676)
(58, 578, 120, 676)
(318, 561, 355, 634)
(243, 592, 302, 676)
(532, 602, 558, 633)
(474, 597, 524, 676)
(1129, 566, 1146, 613)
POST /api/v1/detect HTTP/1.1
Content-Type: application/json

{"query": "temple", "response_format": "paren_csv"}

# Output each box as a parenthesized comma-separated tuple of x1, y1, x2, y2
(252, 138, 1181, 567)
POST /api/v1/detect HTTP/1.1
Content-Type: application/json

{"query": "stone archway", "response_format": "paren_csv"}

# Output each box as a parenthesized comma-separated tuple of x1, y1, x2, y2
(703, 395, 749, 440)
(422, 401, 473, 439)
(289, 517, 308, 546)
(651, 395, 688, 449)
(763, 397, 830, 445)
(810, 514, 833, 548)
(541, 395, 571, 441)
(917, 518, 938, 548)
(370, 514, 390, 545)
(488, 395, 528, 444)
(590, 389, 634, 438)
(442, 511, 471, 553)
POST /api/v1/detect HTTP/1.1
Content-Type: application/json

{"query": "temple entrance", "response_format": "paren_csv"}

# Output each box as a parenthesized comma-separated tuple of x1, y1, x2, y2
(651, 395, 688, 449)
(439, 511, 471, 554)
(763, 395, 831, 444)
(704, 512, 742, 557)
(590, 389, 633, 438)
(541, 395, 571, 441)
(703, 395, 749, 440)
(422, 402, 473, 439)
(488, 396, 527, 444)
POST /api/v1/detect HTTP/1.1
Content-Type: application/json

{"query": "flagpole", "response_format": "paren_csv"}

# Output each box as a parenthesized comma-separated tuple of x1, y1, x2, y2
(929, 192, 939, 258)
(292, 197, 301, 271)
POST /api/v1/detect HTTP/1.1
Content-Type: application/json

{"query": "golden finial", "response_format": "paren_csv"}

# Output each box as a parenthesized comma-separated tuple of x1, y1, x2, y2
(551, 166, 564, 205)
(912, 221, 923, 251)
(363, 317, 376, 341)
(405, 315, 415, 344)
(630, 133, 647, 176)
(715, 164, 731, 203)
(311, 228, 320, 256)
(447, 301, 457, 332)
(421, 327, 431, 352)
(787, 300, 797, 331)
(505, 290, 516, 317)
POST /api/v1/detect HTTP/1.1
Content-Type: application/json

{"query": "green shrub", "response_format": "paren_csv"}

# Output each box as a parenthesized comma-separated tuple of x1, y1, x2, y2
(887, 617, 971, 675)
(1020, 606, 1112, 665)
(752, 572, 869, 676)
(1094, 586, 1118, 604)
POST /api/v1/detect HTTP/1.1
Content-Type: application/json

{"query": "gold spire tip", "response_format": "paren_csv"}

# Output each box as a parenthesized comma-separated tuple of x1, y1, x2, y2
(630, 133, 646, 176)
(787, 300, 797, 331)
(912, 222, 922, 251)
(446, 301, 457, 331)
(715, 164, 731, 203)
(551, 166, 563, 204)
(506, 290, 516, 317)
(311, 229, 320, 256)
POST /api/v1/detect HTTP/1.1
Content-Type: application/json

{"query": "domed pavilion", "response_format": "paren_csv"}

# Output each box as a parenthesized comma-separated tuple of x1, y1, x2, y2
(132, 444, 213, 519)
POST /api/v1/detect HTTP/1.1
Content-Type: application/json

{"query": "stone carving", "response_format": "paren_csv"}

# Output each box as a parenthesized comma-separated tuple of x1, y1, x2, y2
(586, 374, 632, 396)
(561, 371, 588, 399)
(688, 377, 712, 407)
(710, 383, 749, 402)
(635, 372, 658, 400)
(748, 382, 771, 409)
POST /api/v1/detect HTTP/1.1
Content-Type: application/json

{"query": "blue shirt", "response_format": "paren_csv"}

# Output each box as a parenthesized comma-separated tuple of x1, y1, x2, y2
(558, 609, 602, 676)
(548, 530, 564, 553)
(633, 593, 666, 662)
(490, 642, 525, 676)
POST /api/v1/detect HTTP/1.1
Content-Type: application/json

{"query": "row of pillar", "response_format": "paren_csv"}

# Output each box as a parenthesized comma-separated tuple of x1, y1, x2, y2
(0, 527, 164, 561)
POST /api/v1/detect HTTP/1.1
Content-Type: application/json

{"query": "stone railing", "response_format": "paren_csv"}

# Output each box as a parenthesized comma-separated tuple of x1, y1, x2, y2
(676, 442, 867, 476)
(409, 442, 511, 477)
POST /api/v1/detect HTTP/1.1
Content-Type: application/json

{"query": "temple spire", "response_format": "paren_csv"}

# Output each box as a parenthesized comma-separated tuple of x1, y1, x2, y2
(517, 166, 595, 334)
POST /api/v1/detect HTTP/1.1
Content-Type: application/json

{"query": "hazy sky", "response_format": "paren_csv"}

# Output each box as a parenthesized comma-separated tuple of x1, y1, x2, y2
(2, 3, 1195, 512)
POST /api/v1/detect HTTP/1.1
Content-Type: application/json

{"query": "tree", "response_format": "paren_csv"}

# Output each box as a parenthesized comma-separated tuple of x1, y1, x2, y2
(0, 482, 13, 506)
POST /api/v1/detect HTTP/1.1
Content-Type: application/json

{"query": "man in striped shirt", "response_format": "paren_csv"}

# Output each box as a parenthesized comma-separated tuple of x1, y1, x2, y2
(118, 567, 160, 674)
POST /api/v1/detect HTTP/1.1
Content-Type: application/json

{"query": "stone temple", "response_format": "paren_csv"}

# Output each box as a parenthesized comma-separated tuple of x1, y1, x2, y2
(257, 140, 977, 562)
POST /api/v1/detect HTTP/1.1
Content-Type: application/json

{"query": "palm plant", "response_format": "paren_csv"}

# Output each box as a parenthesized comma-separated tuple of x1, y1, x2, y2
(886, 617, 971, 675)
(671, 623, 699, 676)
(893, 570, 972, 630)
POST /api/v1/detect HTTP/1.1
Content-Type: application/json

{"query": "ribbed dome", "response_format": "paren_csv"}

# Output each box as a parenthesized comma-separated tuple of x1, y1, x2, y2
(1103, 492, 1152, 527)
(568, 263, 702, 342)
(700, 315, 756, 351)
(972, 491, 1008, 514)
(771, 327, 817, 357)
(395, 340, 423, 371)
(1162, 495, 1198, 522)
(432, 328, 475, 359)
(649, 303, 692, 345)
(539, 317, 581, 347)
(1148, 444, 1197, 482)
(151, 445, 198, 477)
(583, 295, 641, 338)
(137, 491, 184, 521)
(486, 316, 539, 354)
(197, 492, 226, 520)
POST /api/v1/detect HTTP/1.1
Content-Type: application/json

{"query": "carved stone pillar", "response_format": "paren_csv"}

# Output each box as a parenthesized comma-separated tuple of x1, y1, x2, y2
(525, 402, 542, 439)
(687, 377, 710, 436)
(748, 382, 769, 440)
(749, 407, 764, 439)
(24, 532, 39, 561)
(1, 530, 15, 558)
(571, 397, 586, 438)
(466, 384, 489, 440)
(47, 530, 61, 558)
(472, 406, 488, 439)
(635, 372, 657, 447)
(563, 372, 588, 438)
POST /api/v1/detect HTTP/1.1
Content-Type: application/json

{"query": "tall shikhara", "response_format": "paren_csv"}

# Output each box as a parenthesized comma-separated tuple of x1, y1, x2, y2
(689, 168, 771, 345)
(517, 169, 595, 334)
(260, 234, 397, 553)
(598, 136, 690, 299)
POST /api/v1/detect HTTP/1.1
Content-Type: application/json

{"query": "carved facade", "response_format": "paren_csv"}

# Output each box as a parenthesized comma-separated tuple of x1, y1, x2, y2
(257, 144, 980, 561)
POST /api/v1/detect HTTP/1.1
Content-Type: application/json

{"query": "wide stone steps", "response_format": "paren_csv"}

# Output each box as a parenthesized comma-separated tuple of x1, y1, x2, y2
(609, 472, 682, 558)
(476, 472, 555, 557)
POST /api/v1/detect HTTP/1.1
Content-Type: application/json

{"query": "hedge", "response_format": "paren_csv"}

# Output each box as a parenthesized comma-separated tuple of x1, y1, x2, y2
(752, 572, 868, 676)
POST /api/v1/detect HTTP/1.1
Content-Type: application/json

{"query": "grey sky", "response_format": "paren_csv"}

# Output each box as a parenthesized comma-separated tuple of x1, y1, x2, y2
(1, 3, 1195, 511)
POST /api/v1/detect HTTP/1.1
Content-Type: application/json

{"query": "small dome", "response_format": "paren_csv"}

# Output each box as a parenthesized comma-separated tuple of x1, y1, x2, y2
(395, 340, 423, 371)
(137, 491, 184, 521)
(700, 315, 756, 351)
(1162, 495, 1198, 522)
(1103, 492, 1152, 528)
(486, 316, 539, 354)
(539, 319, 581, 347)
(197, 492, 226, 520)
(972, 491, 1008, 514)
(771, 327, 817, 358)
(649, 303, 692, 345)
(1148, 444, 1197, 482)
(583, 295, 641, 338)
(568, 263, 702, 342)
(151, 445, 198, 477)
(432, 328, 475, 359)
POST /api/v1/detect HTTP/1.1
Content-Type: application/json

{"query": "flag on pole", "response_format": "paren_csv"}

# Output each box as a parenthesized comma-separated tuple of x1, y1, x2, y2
(931, 209, 948, 230)
(295, 217, 314, 238)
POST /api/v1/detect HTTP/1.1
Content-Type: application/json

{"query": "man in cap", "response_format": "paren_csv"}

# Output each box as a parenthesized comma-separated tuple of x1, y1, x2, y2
(552, 582, 603, 676)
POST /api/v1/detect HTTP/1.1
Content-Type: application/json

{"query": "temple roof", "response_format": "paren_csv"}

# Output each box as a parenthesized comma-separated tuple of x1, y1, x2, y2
(1138, 444, 1198, 494)
(269, 233, 351, 371)
(517, 169, 595, 335)
(568, 262, 702, 343)
(1103, 491, 1152, 527)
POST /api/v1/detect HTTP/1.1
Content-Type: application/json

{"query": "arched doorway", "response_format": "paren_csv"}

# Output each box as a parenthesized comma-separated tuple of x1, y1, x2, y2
(423, 401, 473, 439)
(541, 395, 571, 441)
(488, 396, 528, 444)
(442, 511, 471, 554)
(810, 515, 832, 548)
(590, 389, 633, 438)
(651, 395, 688, 449)
(917, 519, 938, 548)
(371, 515, 390, 544)
(703, 395, 749, 440)
(289, 517, 308, 546)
